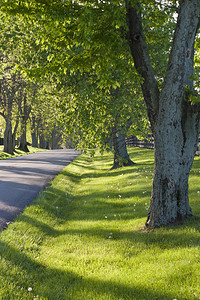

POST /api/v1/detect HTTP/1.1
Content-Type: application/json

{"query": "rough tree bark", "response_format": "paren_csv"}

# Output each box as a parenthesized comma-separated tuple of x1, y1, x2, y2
(125, 0, 200, 227)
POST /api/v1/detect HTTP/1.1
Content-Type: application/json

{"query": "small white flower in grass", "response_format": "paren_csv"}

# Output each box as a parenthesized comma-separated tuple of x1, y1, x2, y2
(114, 214, 116, 217)
(105, 216, 108, 219)
(56, 206, 58, 209)
(118, 195, 122, 198)
(28, 287, 32, 292)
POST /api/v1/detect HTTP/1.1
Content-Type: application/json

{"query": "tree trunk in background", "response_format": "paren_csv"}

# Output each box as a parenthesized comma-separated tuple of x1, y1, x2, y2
(18, 95, 31, 152)
(39, 133, 49, 149)
(19, 126, 29, 152)
(31, 132, 38, 147)
(4, 118, 13, 155)
(12, 117, 20, 151)
(31, 116, 38, 147)
(111, 123, 135, 169)
(51, 125, 61, 149)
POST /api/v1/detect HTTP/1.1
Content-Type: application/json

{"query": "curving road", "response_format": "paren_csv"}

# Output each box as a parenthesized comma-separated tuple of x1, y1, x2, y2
(0, 149, 80, 230)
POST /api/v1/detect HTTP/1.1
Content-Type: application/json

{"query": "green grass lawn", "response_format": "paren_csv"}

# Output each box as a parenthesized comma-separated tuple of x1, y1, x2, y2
(0, 147, 200, 300)
(0, 145, 47, 160)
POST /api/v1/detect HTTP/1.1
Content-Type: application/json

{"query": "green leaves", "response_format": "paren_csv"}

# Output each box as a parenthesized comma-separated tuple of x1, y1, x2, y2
(0, 0, 187, 150)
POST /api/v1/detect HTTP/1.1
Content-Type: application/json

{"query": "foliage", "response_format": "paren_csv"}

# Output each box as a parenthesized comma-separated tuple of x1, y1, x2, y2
(0, 0, 153, 151)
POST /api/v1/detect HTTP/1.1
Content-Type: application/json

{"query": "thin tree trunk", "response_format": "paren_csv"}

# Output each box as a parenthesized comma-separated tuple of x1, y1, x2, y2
(12, 117, 20, 151)
(18, 95, 31, 152)
(31, 116, 38, 147)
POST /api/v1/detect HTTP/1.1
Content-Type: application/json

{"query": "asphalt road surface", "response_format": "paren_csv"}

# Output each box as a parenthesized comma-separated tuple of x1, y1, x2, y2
(0, 149, 80, 230)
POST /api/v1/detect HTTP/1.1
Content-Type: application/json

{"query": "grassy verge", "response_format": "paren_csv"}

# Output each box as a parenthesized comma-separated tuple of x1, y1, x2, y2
(0, 147, 200, 299)
(0, 145, 47, 160)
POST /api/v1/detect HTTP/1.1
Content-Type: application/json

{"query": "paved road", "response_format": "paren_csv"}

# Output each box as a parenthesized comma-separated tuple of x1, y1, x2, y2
(0, 149, 80, 230)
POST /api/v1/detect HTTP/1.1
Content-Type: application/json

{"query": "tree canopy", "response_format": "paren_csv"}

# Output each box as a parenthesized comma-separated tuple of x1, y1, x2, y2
(1, 0, 200, 227)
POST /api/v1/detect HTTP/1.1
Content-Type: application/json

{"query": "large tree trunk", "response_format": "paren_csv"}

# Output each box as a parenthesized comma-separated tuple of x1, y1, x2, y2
(111, 123, 135, 169)
(125, 0, 200, 227)
(146, 105, 199, 227)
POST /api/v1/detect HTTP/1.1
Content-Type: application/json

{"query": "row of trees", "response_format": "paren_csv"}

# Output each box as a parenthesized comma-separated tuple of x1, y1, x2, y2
(1, 0, 200, 227)
(0, 15, 64, 154)
(0, 57, 63, 154)
(0, 7, 149, 165)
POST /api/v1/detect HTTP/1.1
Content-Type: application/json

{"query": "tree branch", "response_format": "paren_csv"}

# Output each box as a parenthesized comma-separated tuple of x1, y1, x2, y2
(125, 0, 159, 133)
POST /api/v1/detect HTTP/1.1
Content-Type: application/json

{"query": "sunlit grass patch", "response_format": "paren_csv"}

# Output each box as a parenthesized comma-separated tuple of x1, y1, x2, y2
(0, 147, 200, 299)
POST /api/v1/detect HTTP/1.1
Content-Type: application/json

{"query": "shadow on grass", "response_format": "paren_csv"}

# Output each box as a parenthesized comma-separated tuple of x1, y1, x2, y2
(17, 195, 200, 251)
(25, 155, 199, 227)
(0, 237, 187, 300)
(71, 161, 154, 180)
(1, 148, 199, 298)
(23, 184, 150, 224)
